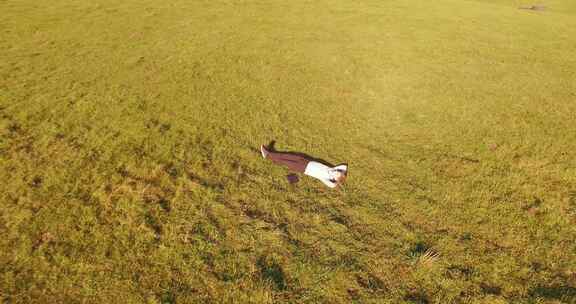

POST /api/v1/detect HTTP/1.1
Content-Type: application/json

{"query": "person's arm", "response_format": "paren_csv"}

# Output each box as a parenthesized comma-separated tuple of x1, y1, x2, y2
(333, 164, 348, 172)
(321, 178, 338, 188)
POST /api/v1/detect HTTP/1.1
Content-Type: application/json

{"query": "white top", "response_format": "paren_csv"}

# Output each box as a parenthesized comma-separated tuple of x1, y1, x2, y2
(304, 161, 348, 188)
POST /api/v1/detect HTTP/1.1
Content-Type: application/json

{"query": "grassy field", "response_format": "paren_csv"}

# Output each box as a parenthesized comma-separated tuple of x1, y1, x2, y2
(1, 0, 576, 303)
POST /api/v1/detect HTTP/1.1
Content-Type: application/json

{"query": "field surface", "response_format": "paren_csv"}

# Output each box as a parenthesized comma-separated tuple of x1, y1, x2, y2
(1, 0, 576, 303)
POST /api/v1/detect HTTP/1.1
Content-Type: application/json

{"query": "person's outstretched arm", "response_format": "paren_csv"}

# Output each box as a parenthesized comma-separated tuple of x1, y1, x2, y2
(320, 178, 338, 188)
(333, 164, 348, 172)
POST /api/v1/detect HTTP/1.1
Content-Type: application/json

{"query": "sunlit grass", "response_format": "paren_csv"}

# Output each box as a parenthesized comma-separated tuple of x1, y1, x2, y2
(1, 0, 576, 303)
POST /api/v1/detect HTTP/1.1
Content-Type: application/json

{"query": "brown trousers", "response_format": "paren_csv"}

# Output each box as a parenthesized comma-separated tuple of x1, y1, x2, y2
(267, 151, 310, 173)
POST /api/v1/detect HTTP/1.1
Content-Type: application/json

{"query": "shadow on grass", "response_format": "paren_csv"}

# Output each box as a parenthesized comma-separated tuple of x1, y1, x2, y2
(408, 241, 430, 257)
(404, 291, 429, 304)
(529, 285, 576, 301)
(158, 292, 176, 304)
(257, 256, 287, 291)
(480, 283, 501, 296)
(355, 273, 387, 293)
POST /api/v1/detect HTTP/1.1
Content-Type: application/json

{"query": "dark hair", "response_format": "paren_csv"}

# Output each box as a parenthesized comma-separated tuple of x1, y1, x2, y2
(334, 171, 347, 185)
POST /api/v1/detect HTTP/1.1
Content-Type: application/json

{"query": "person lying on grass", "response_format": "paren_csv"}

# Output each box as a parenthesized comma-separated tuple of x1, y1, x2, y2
(260, 144, 348, 188)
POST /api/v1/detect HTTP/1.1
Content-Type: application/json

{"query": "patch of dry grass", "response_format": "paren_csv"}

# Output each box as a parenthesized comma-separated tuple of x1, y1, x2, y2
(1, 0, 576, 303)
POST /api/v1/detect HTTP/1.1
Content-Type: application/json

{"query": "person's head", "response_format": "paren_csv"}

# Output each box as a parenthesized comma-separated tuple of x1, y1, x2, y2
(332, 170, 347, 186)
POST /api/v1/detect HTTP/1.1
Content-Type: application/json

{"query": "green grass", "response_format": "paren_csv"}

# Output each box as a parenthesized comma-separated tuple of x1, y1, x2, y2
(1, 0, 576, 303)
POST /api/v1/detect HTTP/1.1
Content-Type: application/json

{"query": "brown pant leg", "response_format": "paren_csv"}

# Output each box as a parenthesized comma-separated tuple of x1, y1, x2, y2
(267, 152, 309, 173)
